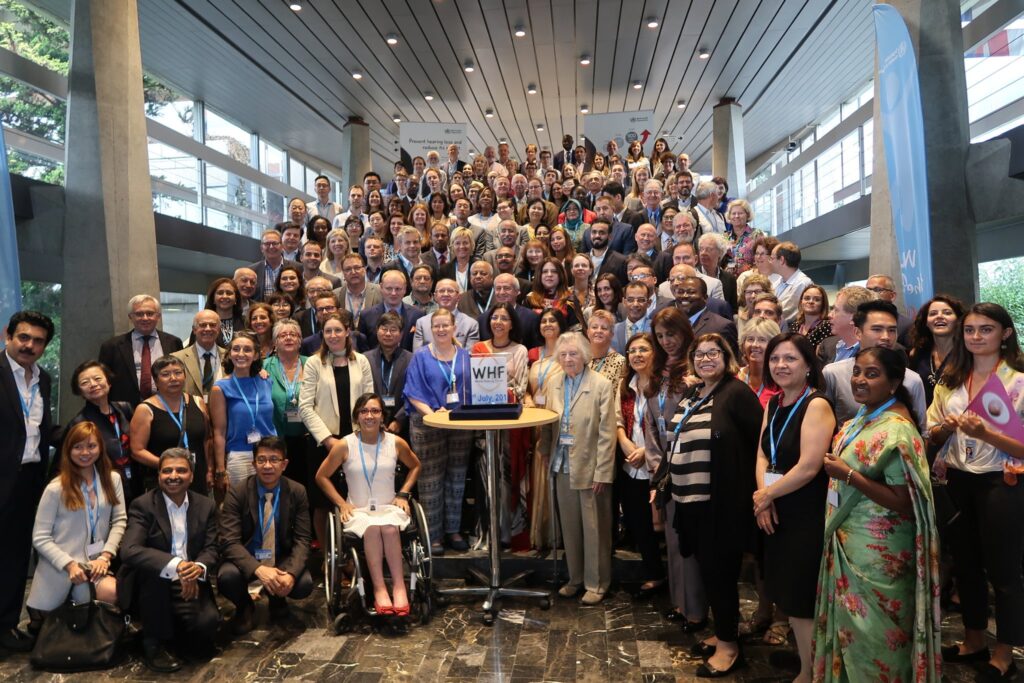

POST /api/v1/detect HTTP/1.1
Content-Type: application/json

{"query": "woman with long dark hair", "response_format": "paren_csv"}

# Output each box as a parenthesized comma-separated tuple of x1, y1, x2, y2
(525, 257, 580, 329)
(909, 294, 965, 407)
(203, 277, 244, 347)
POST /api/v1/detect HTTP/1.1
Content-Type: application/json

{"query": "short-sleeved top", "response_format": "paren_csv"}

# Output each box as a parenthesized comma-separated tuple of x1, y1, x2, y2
(342, 432, 399, 507)
(215, 376, 277, 451)
(404, 345, 472, 412)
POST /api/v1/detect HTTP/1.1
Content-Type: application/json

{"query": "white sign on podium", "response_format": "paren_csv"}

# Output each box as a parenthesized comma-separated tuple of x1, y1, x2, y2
(470, 354, 509, 405)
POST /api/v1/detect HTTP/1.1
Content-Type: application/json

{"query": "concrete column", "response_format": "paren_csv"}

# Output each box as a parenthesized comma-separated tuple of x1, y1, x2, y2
(341, 116, 370, 192)
(711, 99, 746, 196)
(869, 0, 978, 308)
(60, 0, 159, 421)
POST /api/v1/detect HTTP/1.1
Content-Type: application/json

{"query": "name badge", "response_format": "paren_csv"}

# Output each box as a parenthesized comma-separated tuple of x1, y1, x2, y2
(657, 417, 666, 434)
(558, 433, 575, 447)
(368, 498, 378, 512)
(446, 392, 459, 404)
(965, 439, 977, 461)
(285, 408, 302, 423)
(86, 541, 104, 559)
(534, 395, 546, 407)
(764, 471, 783, 487)
(827, 488, 840, 508)
(254, 549, 273, 562)
(247, 428, 261, 445)
(383, 396, 396, 407)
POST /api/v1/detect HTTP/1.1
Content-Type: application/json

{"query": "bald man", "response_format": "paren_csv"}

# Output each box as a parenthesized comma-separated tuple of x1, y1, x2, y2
(412, 279, 480, 350)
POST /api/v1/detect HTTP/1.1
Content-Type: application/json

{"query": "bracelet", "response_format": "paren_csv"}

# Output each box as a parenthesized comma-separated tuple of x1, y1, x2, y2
(215, 471, 227, 479)
(845, 469, 855, 486)
(395, 491, 411, 500)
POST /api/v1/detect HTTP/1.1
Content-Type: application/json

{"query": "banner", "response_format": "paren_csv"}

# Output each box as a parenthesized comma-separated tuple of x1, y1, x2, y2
(872, 4, 934, 311)
(965, 373, 1024, 445)
(0, 126, 22, 326)
(583, 111, 656, 162)
(398, 122, 467, 172)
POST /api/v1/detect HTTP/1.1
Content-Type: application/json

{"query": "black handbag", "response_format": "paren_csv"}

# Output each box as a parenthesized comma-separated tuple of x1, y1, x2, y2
(930, 478, 961, 529)
(30, 580, 128, 672)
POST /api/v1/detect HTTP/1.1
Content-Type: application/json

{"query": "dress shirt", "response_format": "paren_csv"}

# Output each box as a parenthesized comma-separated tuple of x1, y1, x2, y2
(774, 269, 814, 325)
(159, 493, 206, 581)
(834, 339, 860, 363)
(196, 343, 222, 394)
(263, 261, 284, 298)
(332, 210, 368, 228)
(6, 350, 42, 463)
(623, 375, 650, 480)
(551, 372, 585, 475)
(696, 204, 726, 234)
(132, 330, 164, 386)
(589, 247, 607, 273)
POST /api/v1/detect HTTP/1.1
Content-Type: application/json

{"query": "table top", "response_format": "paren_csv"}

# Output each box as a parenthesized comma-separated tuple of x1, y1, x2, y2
(422, 406, 559, 431)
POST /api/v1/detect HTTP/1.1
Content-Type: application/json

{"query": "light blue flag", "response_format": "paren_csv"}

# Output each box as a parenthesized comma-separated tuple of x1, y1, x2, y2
(0, 125, 22, 325)
(873, 4, 934, 311)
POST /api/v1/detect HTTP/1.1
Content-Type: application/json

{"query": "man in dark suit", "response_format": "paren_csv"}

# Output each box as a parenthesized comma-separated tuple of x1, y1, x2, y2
(250, 228, 301, 302)
(584, 219, 629, 286)
(364, 312, 413, 438)
(118, 449, 219, 673)
(218, 437, 313, 635)
(602, 181, 644, 230)
(676, 276, 739, 357)
(293, 276, 335, 338)
(357, 269, 425, 352)
(97, 294, 184, 408)
(585, 198, 638, 255)
(0, 310, 54, 653)
(553, 134, 574, 173)
(478, 274, 541, 349)
(457, 261, 495, 318)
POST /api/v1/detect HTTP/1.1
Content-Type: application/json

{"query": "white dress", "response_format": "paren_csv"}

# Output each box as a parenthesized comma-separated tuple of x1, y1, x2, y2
(341, 432, 410, 536)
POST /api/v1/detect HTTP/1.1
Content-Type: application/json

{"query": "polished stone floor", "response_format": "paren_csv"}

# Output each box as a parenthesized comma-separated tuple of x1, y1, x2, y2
(0, 557, 1000, 681)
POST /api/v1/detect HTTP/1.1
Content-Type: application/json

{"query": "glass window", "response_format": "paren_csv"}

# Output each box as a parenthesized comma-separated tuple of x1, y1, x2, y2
(0, 78, 66, 144)
(20, 280, 61, 414)
(159, 292, 204, 341)
(260, 139, 287, 182)
(980, 256, 1024, 327)
(816, 144, 842, 216)
(204, 108, 251, 166)
(963, 14, 1024, 124)
(148, 138, 200, 222)
(290, 159, 306, 192)
(144, 79, 194, 137)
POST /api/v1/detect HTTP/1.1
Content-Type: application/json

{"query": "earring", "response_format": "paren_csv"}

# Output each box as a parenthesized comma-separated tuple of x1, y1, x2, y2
(1002, 342, 1008, 349)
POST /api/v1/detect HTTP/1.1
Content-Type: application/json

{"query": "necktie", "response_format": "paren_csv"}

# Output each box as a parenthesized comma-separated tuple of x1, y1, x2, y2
(202, 352, 214, 394)
(439, 252, 447, 267)
(139, 335, 153, 398)
(261, 491, 276, 566)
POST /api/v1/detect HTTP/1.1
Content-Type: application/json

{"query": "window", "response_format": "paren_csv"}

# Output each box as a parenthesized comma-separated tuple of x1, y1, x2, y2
(144, 80, 195, 137)
(204, 108, 251, 166)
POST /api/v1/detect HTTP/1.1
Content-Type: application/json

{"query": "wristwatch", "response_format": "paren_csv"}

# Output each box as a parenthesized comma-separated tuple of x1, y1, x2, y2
(215, 471, 227, 479)
(395, 491, 411, 500)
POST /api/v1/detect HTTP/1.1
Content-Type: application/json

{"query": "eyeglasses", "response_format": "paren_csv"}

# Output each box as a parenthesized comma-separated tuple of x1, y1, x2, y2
(867, 286, 893, 294)
(314, 305, 338, 313)
(693, 349, 722, 361)
(359, 407, 383, 415)
(624, 297, 648, 305)
(627, 347, 653, 355)
(255, 456, 284, 466)
(261, 241, 282, 247)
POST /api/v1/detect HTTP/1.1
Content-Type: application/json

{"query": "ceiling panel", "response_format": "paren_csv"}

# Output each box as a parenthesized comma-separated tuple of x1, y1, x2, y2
(27, 0, 875, 180)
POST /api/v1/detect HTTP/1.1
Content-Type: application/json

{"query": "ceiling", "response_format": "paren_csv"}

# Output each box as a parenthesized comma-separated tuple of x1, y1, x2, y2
(30, 0, 874, 179)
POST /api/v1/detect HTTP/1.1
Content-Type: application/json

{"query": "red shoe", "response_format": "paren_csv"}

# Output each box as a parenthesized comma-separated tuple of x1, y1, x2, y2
(374, 602, 394, 615)
(393, 604, 411, 617)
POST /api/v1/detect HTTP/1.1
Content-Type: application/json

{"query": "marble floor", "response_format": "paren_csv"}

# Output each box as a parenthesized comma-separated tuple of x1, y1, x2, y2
(0, 563, 999, 681)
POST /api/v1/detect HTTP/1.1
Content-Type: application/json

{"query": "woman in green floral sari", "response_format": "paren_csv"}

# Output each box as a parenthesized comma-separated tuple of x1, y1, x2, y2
(814, 347, 941, 682)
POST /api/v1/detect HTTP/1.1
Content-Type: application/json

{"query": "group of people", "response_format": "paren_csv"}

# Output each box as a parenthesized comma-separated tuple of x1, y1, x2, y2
(0, 136, 1020, 683)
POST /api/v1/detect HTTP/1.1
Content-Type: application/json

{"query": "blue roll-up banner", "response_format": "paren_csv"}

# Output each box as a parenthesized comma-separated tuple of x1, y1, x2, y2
(873, 4, 933, 311)
(0, 126, 22, 326)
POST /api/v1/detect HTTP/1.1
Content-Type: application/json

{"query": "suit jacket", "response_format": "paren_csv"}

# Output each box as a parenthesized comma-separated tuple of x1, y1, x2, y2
(219, 475, 311, 579)
(691, 309, 739, 358)
(619, 208, 645, 230)
(117, 489, 219, 611)
(364, 347, 412, 433)
(298, 352, 375, 445)
(413, 310, 480, 350)
(477, 304, 541, 349)
(98, 330, 184, 407)
(0, 353, 52, 508)
(816, 335, 842, 366)
(457, 289, 494, 318)
(172, 344, 227, 397)
(439, 257, 480, 283)
(357, 303, 425, 352)
(710, 268, 738, 312)
(581, 221, 638, 256)
(293, 307, 317, 338)
(538, 369, 617, 491)
(249, 258, 302, 302)
(591, 250, 629, 286)
(420, 248, 452, 274)
(336, 282, 383, 326)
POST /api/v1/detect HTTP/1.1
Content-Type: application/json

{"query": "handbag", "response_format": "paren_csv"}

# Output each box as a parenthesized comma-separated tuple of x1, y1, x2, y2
(930, 478, 961, 529)
(30, 580, 128, 672)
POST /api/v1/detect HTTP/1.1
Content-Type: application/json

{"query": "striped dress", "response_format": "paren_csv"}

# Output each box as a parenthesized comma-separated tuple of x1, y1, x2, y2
(667, 394, 713, 504)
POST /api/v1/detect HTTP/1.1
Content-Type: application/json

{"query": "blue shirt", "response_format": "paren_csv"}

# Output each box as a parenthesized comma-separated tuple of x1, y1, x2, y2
(834, 340, 860, 362)
(404, 345, 471, 413)
(215, 376, 277, 451)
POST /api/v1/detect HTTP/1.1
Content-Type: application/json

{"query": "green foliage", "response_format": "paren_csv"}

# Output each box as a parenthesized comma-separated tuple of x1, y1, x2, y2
(979, 258, 1024, 328)
(19, 280, 61, 414)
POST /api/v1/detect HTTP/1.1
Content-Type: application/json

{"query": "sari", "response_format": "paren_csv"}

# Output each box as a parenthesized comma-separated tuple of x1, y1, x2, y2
(812, 411, 941, 682)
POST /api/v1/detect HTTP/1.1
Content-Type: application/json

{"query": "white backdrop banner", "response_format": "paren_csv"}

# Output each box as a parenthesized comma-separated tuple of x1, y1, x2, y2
(583, 111, 656, 158)
(399, 122, 467, 169)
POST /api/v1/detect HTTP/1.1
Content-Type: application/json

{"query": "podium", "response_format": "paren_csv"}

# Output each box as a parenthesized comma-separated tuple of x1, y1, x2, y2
(423, 407, 558, 624)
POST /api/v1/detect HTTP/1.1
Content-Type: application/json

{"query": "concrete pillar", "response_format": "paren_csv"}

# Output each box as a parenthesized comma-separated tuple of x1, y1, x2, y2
(60, 0, 159, 421)
(711, 99, 746, 196)
(341, 116, 370, 192)
(869, 0, 978, 308)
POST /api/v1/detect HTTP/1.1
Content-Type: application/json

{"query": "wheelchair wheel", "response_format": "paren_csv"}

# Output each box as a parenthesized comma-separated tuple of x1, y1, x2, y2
(407, 499, 434, 624)
(324, 511, 345, 618)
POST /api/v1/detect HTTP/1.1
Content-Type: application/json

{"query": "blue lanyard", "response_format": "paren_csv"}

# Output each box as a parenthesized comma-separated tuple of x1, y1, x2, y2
(592, 356, 608, 372)
(275, 359, 301, 403)
(657, 385, 668, 414)
(537, 350, 556, 392)
(257, 486, 281, 538)
(562, 371, 586, 431)
(380, 355, 394, 394)
(673, 390, 713, 436)
(432, 346, 457, 391)
(17, 381, 38, 421)
(80, 467, 99, 542)
(346, 291, 365, 321)
(358, 434, 381, 493)
(476, 289, 494, 315)
(633, 391, 647, 430)
(156, 393, 189, 450)
(768, 388, 811, 470)
(836, 397, 897, 457)
(232, 375, 261, 429)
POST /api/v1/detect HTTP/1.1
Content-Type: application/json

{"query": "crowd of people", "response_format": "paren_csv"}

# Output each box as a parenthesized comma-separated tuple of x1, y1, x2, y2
(1, 137, 1021, 682)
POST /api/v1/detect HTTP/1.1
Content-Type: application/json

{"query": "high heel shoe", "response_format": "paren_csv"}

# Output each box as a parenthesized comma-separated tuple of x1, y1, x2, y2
(392, 604, 411, 617)
(373, 602, 395, 616)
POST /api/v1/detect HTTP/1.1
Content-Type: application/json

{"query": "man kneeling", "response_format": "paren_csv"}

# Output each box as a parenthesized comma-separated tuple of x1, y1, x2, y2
(118, 448, 219, 673)
(218, 436, 313, 635)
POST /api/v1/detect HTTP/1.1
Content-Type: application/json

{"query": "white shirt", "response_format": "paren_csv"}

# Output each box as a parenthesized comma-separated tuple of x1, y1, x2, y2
(6, 350, 42, 463)
(132, 330, 163, 386)
(160, 493, 190, 581)
(306, 200, 342, 223)
(332, 210, 368, 228)
(657, 273, 725, 301)
(623, 375, 651, 480)
(774, 269, 814, 326)
(696, 204, 726, 234)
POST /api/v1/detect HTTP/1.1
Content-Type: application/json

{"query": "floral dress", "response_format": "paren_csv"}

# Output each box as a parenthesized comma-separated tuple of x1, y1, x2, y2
(812, 411, 941, 683)
(727, 226, 764, 276)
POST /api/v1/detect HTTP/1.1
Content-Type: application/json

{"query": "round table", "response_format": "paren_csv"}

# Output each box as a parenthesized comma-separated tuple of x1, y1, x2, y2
(424, 407, 558, 624)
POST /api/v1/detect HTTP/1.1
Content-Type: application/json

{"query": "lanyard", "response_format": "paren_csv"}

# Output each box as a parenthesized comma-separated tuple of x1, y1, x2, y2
(537, 353, 556, 393)
(156, 393, 189, 450)
(358, 434, 381, 493)
(257, 486, 280, 538)
(592, 356, 608, 372)
(657, 385, 668, 414)
(562, 371, 586, 431)
(476, 289, 494, 315)
(17, 381, 38, 421)
(673, 389, 713, 436)
(432, 345, 457, 391)
(381, 355, 394, 394)
(80, 467, 99, 542)
(232, 375, 261, 429)
(768, 387, 811, 470)
(346, 290, 365, 321)
(836, 397, 896, 456)
(276, 359, 301, 403)
(633, 391, 647, 431)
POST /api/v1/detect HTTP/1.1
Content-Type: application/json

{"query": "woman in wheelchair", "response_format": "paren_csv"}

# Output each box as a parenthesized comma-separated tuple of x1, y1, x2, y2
(316, 393, 421, 616)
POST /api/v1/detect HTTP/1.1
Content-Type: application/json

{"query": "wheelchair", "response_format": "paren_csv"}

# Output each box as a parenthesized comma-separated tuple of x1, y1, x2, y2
(324, 494, 434, 634)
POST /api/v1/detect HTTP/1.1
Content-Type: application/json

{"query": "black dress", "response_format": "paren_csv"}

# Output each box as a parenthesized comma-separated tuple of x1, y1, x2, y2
(306, 365, 353, 509)
(760, 389, 829, 618)
(62, 401, 139, 502)
(145, 395, 209, 494)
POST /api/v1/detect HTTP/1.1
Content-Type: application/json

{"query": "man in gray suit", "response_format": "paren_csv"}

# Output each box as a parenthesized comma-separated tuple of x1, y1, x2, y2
(172, 310, 226, 400)
(250, 228, 300, 302)
(334, 253, 382, 330)
(364, 312, 413, 438)
(413, 278, 480, 349)
(612, 281, 655, 354)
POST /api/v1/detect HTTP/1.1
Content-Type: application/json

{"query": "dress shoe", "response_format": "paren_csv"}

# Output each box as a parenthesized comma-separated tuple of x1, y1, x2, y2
(696, 653, 746, 678)
(446, 533, 469, 552)
(941, 644, 990, 663)
(580, 590, 605, 606)
(557, 583, 581, 598)
(0, 627, 35, 653)
(142, 639, 182, 674)
(430, 542, 445, 556)
(228, 602, 255, 636)
(976, 661, 1018, 682)
(690, 640, 716, 659)
(663, 609, 687, 622)
(681, 617, 709, 633)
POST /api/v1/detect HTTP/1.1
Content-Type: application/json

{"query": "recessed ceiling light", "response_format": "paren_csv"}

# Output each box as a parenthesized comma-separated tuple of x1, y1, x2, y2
(289, 2, 301, 11)
(386, 33, 399, 45)
(424, 92, 434, 101)
(580, 105, 589, 113)
(464, 60, 475, 73)
(698, 48, 710, 59)
(485, 109, 494, 118)
(393, 114, 401, 123)
(536, 123, 544, 131)
(632, 81, 643, 90)
(579, 54, 591, 66)
(352, 71, 363, 80)
(514, 25, 526, 37)
(527, 84, 537, 94)
(646, 17, 659, 28)
(499, 137, 507, 143)
(677, 100, 686, 109)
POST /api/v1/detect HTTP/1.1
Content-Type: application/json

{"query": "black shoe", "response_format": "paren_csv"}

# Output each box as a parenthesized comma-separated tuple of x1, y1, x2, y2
(681, 618, 709, 633)
(229, 602, 255, 636)
(690, 640, 716, 658)
(446, 534, 469, 552)
(0, 627, 35, 653)
(430, 543, 445, 557)
(976, 661, 1018, 682)
(142, 640, 182, 673)
(268, 598, 291, 622)
(942, 643, 991, 663)
(664, 609, 687, 622)
(696, 653, 746, 678)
